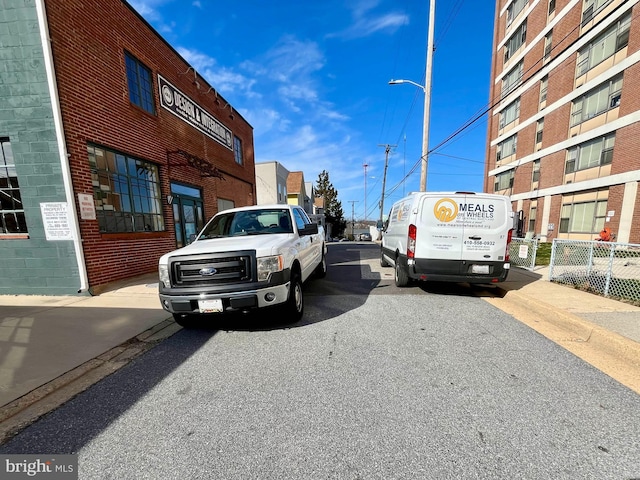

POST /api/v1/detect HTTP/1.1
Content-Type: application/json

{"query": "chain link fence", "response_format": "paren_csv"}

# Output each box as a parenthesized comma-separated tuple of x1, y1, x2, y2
(549, 239, 640, 304)
(509, 237, 538, 270)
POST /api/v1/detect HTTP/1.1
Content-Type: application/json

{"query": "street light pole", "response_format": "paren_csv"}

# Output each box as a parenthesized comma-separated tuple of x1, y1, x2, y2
(389, 0, 435, 192)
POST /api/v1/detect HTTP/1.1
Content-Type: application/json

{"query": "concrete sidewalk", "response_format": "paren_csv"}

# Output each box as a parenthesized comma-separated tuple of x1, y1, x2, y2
(0, 274, 178, 421)
(498, 266, 640, 344)
(0, 266, 639, 443)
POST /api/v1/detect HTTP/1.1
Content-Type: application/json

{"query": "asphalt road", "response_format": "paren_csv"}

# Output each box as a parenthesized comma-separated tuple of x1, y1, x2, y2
(1, 243, 639, 479)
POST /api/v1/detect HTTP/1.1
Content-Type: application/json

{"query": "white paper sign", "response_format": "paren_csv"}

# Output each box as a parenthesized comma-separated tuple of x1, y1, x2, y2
(40, 202, 74, 241)
(78, 193, 96, 220)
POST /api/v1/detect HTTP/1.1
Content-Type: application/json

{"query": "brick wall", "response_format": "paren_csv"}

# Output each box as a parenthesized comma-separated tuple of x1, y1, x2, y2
(43, 0, 256, 289)
(487, 0, 640, 245)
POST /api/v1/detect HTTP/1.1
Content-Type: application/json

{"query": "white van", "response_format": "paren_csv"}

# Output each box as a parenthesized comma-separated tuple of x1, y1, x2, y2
(381, 192, 515, 286)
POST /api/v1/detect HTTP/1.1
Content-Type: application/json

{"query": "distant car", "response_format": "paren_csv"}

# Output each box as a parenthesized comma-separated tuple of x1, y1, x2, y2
(359, 233, 372, 241)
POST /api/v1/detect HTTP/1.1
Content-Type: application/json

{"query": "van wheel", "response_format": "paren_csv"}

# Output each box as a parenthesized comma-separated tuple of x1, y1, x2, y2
(380, 250, 390, 267)
(394, 261, 410, 287)
(283, 272, 304, 322)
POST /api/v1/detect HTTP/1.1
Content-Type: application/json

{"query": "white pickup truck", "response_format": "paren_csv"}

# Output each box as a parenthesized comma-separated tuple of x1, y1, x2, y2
(159, 204, 327, 327)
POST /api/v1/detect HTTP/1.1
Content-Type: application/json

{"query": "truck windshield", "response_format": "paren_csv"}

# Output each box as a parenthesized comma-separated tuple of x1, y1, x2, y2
(197, 208, 294, 239)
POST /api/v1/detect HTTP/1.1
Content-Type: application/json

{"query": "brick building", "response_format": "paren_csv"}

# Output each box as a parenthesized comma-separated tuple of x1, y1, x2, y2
(486, 0, 640, 244)
(0, 0, 255, 295)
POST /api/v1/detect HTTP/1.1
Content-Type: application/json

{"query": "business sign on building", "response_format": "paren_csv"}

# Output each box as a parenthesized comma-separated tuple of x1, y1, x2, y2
(158, 74, 233, 150)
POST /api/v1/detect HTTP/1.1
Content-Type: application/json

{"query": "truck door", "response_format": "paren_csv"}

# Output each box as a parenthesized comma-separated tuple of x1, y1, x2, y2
(292, 208, 316, 279)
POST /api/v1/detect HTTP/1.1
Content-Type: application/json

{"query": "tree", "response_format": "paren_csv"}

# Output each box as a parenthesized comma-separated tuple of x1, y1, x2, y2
(315, 170, 347, 237)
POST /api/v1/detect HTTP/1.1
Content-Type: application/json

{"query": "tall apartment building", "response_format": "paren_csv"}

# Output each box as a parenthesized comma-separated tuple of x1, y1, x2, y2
(486, 0, 640, 244)
(0, 1, 255, 295)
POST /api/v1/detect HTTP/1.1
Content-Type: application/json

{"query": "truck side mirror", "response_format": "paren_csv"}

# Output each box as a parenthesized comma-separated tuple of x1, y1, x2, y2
(300, 223, 319, 236)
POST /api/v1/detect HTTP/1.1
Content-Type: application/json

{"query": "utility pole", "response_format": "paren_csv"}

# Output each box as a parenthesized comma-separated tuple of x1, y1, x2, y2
(363, 163, 369, 221)
(348, 200, 357, 239)
(377, 144, 396, 238)
(421, 0, 436, 192)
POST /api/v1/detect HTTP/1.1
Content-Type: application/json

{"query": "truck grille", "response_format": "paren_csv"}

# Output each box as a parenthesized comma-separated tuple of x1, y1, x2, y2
(169, 251, 255, 287)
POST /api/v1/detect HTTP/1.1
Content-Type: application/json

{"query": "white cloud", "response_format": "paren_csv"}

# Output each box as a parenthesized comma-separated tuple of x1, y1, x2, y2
(263, 36, 325, 82)
(326, 1, 409, 40)
(176, 47, 258, 99)
(240, 108, 290, 135)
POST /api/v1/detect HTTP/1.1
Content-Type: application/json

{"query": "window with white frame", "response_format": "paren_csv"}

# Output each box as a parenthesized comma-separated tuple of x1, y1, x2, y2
(535, 118, 544, 144)
(507, 0, 528, 27)
(565, 133, 615, 173)
(532, 160, 540, 183)
(504, 21, 527, 63)
(494, 170, 514, 191)
(548, 0, 556, 15)
(539, 76, 548, 105)
(0, 138, 28, 235)
(559, 199, 607, 233)
(502, 61, 523, 97)
(528, 205, 537, 232)
(499, 98, 521, 129)
(543, 31, 553, 61)
(497, 134, 517, 161)
(582, 0, 613, 26)
(570, 74, 622, 126)
(576, 13, 630, 76)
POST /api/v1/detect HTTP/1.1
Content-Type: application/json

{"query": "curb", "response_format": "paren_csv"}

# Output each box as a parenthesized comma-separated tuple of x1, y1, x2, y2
(0, 319, 182, 445)
(503, 289, 640, 367)
(488, 287, 640, 394)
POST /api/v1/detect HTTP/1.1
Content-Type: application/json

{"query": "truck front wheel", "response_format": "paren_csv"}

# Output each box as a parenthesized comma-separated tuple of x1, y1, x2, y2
(173, 313, 200, 329)
(283, 273, 304, 322)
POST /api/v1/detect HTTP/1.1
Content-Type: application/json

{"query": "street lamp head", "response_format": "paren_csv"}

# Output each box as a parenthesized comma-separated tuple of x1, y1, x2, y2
(388, 79, 405, 85)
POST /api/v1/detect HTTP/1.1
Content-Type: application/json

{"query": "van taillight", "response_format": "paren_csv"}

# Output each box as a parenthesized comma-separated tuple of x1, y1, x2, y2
(407, 224, 417, 259)
(505, 229, 513, 262)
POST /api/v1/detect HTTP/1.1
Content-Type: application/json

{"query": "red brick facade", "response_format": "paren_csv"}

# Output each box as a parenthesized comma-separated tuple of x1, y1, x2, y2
(487, 0, 640, 244)
(43, 0, 255, 290)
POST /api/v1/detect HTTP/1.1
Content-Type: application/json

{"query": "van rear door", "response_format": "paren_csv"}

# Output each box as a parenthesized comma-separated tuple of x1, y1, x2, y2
(415, 194, 466, 261)
(458, 194, 511, 262)
(414, 193, 511, 262)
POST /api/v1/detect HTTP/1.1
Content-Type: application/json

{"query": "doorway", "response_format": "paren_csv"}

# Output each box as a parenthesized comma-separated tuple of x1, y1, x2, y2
(171, 183, 204, 248)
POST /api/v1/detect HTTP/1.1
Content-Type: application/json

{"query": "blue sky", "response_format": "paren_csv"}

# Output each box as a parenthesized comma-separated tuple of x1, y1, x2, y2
(129, 0, 496, 221)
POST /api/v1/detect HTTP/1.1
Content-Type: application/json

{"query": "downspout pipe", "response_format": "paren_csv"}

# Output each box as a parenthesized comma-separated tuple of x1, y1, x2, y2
(35, 0, 89, 293)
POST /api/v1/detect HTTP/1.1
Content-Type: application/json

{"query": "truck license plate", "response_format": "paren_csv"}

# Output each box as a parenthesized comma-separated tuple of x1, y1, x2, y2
(198, 299, 223, 313)
(471, 264, 490, 274)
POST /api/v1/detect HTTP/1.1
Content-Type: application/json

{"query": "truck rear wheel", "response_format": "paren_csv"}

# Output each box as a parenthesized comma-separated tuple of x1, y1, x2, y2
(314, 252, 327, 278)
(394, 260, 410, 287)
(283, 272, 304, 322)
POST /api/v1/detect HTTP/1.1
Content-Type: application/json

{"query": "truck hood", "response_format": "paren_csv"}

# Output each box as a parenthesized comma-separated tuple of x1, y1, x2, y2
(159, 234, 292, 263)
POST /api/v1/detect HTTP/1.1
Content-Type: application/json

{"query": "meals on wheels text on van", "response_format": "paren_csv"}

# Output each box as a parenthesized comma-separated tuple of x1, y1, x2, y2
(381, 192, 515, 287)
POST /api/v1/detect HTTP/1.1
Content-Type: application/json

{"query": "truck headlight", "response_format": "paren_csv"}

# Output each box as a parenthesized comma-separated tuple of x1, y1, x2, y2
(257, 255, 284, 282)
(159, 264, 170, 288)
